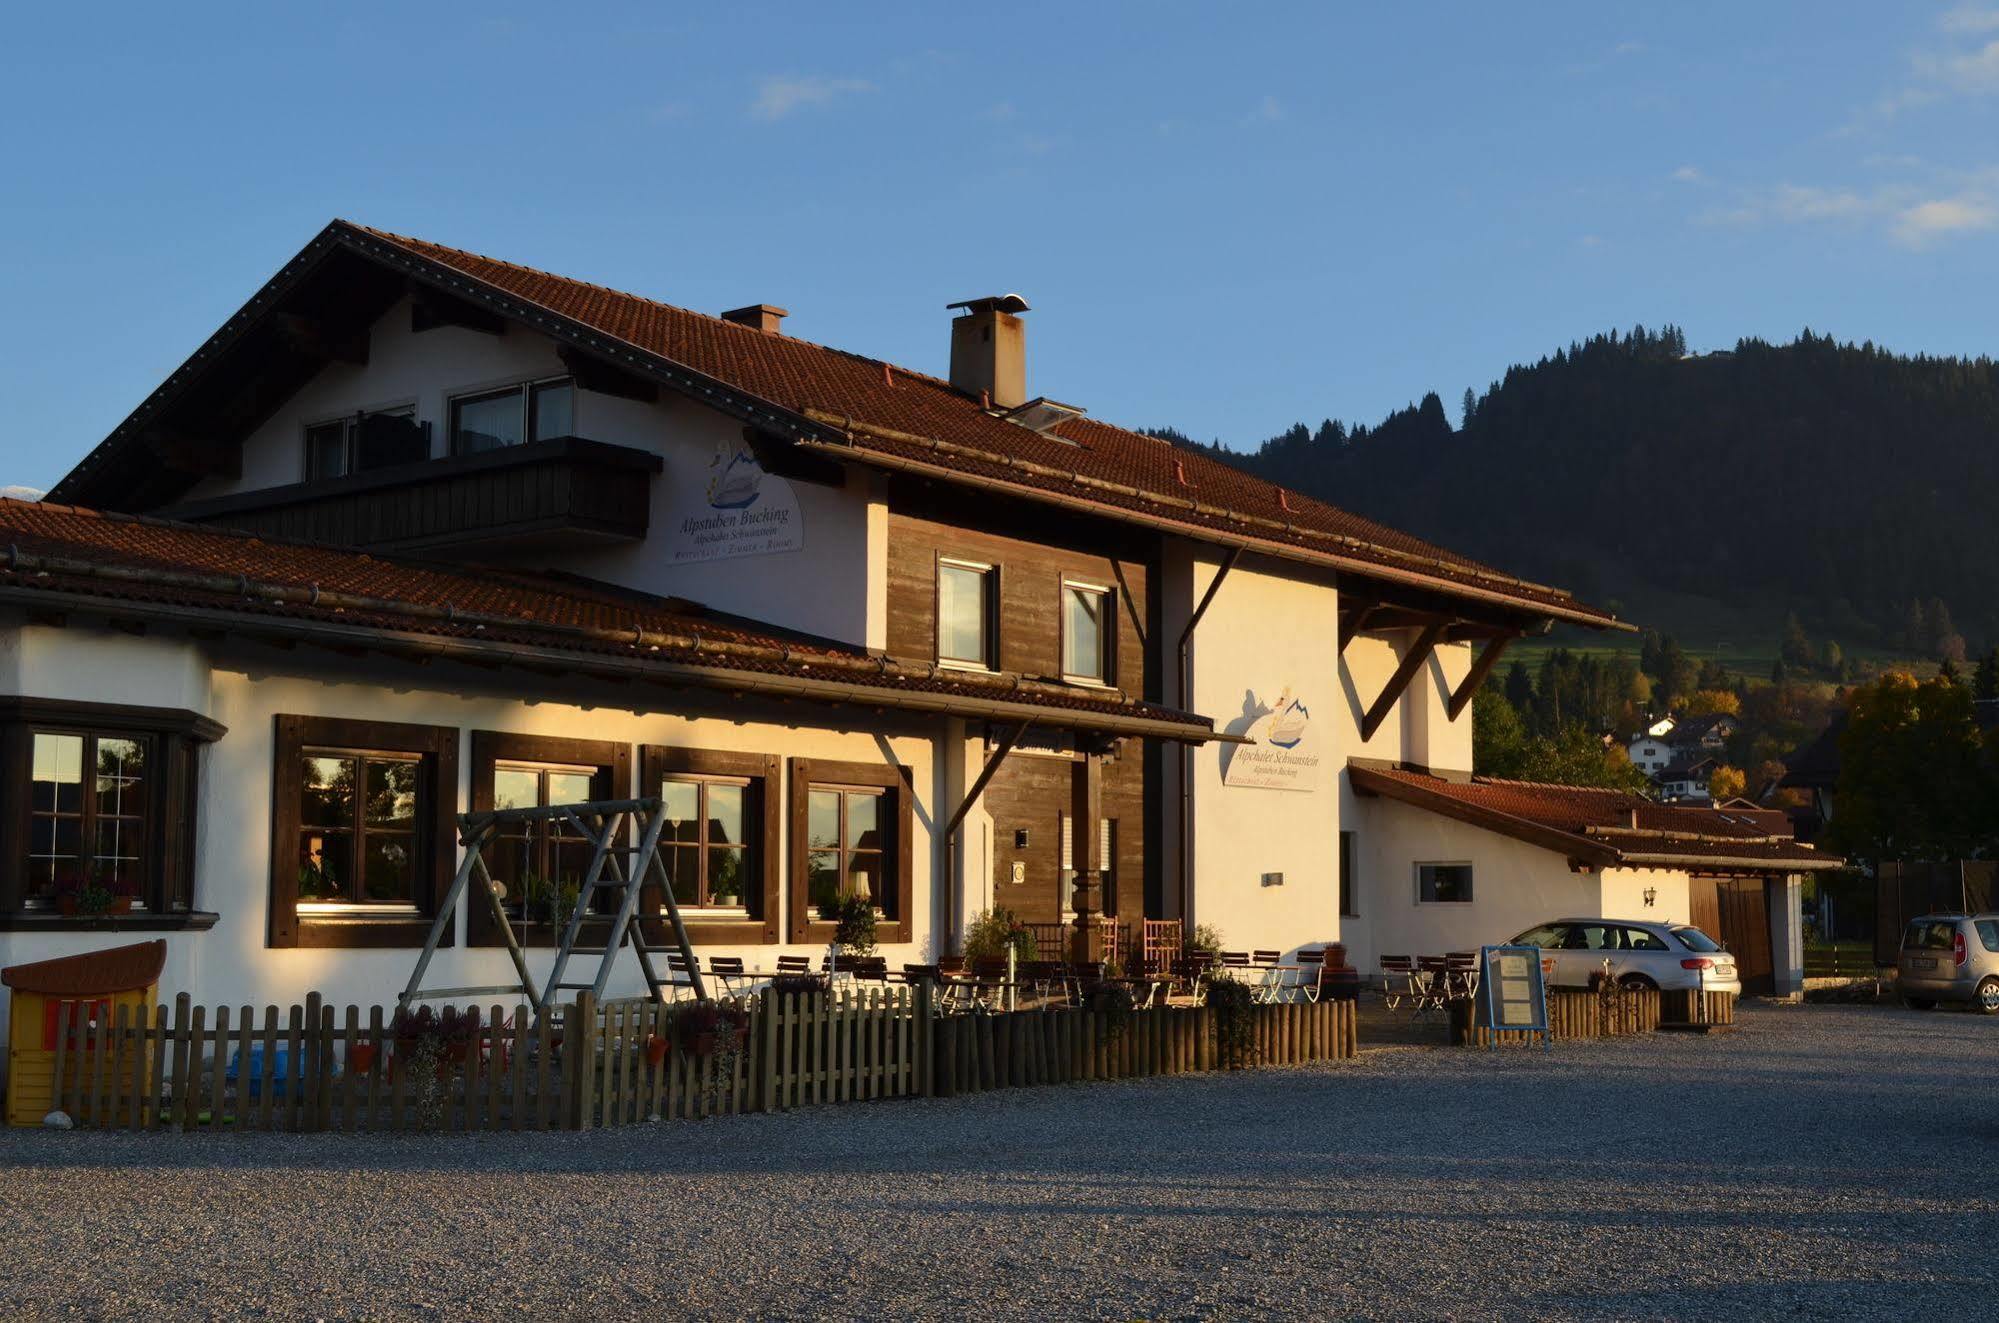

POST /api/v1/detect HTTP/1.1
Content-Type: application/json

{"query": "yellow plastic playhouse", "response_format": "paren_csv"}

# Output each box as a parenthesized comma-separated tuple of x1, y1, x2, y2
(3, 940, 166, 1126)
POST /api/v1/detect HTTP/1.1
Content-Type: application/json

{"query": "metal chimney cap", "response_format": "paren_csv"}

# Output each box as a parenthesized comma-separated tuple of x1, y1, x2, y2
(946, 293, 1030, 315)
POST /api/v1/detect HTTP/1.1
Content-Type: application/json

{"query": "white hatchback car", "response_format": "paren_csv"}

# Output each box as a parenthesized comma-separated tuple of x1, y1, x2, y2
(1508, 918, 1743, 994)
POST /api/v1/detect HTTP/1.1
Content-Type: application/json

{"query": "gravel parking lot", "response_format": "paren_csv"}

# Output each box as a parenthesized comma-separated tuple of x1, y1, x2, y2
(2, 1001, 1994, 1321)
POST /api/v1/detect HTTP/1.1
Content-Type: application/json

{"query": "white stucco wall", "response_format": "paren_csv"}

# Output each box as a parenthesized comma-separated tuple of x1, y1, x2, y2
(0, 625, 956, 1030)
(1346, 796, 1693, 973)
(185, 297, 879, 648)
(1169, 547, 1343, 955)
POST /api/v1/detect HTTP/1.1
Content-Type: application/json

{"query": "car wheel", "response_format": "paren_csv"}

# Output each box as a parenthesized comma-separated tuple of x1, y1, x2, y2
(1976, 979, 1999, 1016)
(1903, 996, 1937, 1010)
(1618, 973, 1657, 991)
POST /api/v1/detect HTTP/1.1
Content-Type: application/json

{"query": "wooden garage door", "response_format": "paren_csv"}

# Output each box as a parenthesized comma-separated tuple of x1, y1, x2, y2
(1719, 877, 1773, 991)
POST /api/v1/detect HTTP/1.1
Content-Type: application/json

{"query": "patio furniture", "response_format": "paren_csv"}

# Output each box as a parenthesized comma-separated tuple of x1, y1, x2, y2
(1444, 951, 1481, 1001)
(1379, 955, 1419, 1010)
(1170, 955, 1214, 1005)
(708, 955, 751, 997)
(1294, 949, 1324, 1004)
(1415, 956, 1452, 1015)
(774, 955, 813, 976)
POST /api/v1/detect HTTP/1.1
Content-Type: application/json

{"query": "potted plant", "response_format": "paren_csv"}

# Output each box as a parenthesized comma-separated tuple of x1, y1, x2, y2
(645, 1033, 671, 1067)
(348, 1041, 379, 1075)
(52, 872, 136, 917)
(820, 892, 878, 970)
(673, 1001, 749, 1059)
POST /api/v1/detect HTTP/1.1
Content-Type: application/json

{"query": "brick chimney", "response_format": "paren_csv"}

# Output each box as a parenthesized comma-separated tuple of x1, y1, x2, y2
(721, 304, 788, 334)
(947, 294, 1030, 408)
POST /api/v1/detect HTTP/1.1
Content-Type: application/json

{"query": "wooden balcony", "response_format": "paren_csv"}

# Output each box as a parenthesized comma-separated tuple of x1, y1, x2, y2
(162, 437, 662, 554)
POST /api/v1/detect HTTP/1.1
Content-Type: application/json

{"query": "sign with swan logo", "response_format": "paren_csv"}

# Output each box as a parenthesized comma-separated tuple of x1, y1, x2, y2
(1222, 686, 1322, 791)
(668, 437, 804, 563)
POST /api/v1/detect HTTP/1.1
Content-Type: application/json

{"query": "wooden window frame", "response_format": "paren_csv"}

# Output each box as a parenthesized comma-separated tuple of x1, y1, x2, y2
(1058, 577, 1116, 687)
(788, 757, 914, 945)
(467, 731, 630, 949)
(934, 555, 998, 672)
(269, 715, 457, 949)
(0, 698, 224, 930)
(641, 746, 781, 945)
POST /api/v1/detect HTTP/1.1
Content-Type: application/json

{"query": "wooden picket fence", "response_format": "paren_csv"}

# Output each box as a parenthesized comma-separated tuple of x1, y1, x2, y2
(37, 984, 1361, 1133)
(40, 986, 928, 1133)
(1451, 986, 1737, 1046)
(931, 997, 1358, 1097)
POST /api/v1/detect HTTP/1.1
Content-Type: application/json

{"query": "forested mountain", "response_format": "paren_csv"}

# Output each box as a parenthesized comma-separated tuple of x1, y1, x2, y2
(1164, 328, 1999, 654)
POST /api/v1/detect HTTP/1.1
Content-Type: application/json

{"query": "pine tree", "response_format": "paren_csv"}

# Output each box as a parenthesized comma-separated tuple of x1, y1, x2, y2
(1780, 613, 1814, 668)
(1975, 648, 1999, 702)
(1460, 387, 1477, 429)
(1939, 655, 1962, 685)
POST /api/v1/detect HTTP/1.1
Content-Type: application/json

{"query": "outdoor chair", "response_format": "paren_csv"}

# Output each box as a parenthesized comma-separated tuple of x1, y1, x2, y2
(849, 956, 890, 984)
(1293, 948, 1325, 1004)
(970, 956, 1011, 1011)
(1020, 960, 1067, 1006)
(937, 955, 966, 976)
(775, 955, 813, 976)
(1444, 951, 1481, 1001)
(1170, 956, 1213, 1005)
(708, 955, 750, 998)
(1219, 951, 1251, 970)
(1379, 955, 1419, 1010)
(1415, 956, 1452, 1015)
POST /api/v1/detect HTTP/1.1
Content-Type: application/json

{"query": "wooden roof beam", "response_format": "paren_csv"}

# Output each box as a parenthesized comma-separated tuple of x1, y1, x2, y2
(1338, 599, 1380, 654)
(274, 312, 368, 366)
(1359, 621, 1445, 742)
(558, 346, 659, 403)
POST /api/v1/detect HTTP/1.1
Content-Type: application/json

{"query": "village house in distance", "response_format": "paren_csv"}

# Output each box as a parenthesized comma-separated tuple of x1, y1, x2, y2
(0, 221, 1837, 1028)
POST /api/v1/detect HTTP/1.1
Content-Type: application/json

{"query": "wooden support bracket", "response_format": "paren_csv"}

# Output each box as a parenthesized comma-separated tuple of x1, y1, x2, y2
(1338, 599, 1380, 654)
(558, 346, 660, 403)
(1359, 621, 1445, 742)
(1445, 635, 1512, 720)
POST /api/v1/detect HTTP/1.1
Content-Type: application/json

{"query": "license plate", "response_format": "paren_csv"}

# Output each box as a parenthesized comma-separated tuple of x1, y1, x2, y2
(1910, 957, 1937, 971)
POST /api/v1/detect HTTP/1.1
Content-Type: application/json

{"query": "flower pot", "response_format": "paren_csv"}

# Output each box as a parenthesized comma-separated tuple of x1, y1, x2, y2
(1323, 943, 1347, 970)
(107, 896, 134, 916)
(690, 1031, 717, 1057)
(55, 894, 81, 917)
(645, 1034, 670, 1067)
(348, 1042, 379, 1075)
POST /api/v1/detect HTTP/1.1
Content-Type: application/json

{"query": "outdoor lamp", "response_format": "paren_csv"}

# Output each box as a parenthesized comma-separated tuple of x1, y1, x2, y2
(1643, 886, 1657, 907)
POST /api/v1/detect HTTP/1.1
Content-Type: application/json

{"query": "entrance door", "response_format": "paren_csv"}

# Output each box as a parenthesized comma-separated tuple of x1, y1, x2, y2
(1692, 876, 1773, 993)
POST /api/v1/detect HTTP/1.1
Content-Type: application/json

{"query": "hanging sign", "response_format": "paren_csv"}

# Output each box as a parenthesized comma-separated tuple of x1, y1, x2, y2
(1480, 944, 1551, 1050)
(668, 437, 804, 563)
(1221, 686, 1320, 791)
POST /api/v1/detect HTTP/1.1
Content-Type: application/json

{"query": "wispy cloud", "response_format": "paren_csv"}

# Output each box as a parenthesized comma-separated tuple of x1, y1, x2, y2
(1, 485, 43, 501)
(749, 75, 875, 122)
(1699, 171, 1999, 248)
(1892, 195, 1998, 244)
(1670, 165, 1704, 183)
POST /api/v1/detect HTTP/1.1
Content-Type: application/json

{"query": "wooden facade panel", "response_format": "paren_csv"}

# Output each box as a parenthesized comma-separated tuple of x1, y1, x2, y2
(980, 748, 1145, 925)
(885, 509, 1152, 694)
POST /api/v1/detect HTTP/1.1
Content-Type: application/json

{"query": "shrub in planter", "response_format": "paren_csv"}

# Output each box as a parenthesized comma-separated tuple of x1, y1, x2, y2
(1085, 981, 1136, 1040)
(820, 893, 878, 963)
(964, 908, 1038, 963)
(1187, 922, 1226, 961)
(1204, 975, 1258, 1067)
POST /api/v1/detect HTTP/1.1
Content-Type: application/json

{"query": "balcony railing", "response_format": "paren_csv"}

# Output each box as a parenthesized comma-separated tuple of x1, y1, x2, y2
(163, 436, 662, 553)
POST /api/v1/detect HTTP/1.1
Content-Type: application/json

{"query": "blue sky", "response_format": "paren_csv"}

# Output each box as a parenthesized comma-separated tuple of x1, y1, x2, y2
(4, 1, 1998, 495)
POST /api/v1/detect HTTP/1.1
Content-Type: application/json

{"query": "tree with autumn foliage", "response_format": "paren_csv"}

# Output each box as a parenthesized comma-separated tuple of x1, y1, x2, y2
(1826, 672, 1999, 862)
(1707, 765, 1747, 801)
(1680, 688, 1741, 717)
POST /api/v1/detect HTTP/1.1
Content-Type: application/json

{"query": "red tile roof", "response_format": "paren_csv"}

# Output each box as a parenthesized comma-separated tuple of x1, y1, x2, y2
(1350, 764, 1841, 871)
(0, 499, 1214, 739)
(342, 224, 1615, 627)
(2, 939, 167, 996)
(46, 220, 1620, 630)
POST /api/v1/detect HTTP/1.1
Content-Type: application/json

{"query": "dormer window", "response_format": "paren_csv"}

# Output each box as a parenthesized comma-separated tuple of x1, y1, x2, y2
(303, 405, 426, 480)
(450, 376, 574, 454)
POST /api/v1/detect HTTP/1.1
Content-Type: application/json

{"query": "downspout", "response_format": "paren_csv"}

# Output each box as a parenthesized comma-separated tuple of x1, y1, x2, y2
(1175, 546, 1241, 926)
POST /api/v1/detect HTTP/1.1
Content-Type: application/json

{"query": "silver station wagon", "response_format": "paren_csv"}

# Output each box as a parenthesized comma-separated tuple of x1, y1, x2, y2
(1897, 914, 1999, 1014)
(1509, 918, 1741, 994)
